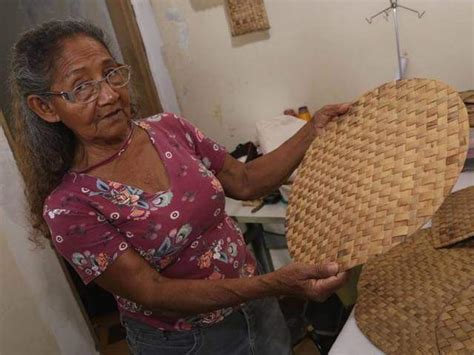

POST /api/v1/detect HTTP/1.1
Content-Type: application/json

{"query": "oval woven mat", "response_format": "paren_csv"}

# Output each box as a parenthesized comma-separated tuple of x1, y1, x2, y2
(431, 186, 474, 248)
(436, 283, 474, 354)
(286, 78, 469, 270)
(355, 228, 474, 355)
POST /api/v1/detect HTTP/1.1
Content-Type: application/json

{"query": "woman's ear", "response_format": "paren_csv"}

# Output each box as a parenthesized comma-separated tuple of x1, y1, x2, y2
(26, 95, 61, 123)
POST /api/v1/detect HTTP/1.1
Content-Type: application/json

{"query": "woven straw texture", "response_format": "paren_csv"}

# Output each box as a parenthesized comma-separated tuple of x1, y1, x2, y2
(431, 186, 474, 248)
(355, 228, 474, 355)
(460, 90, 474, 104)
(436, 284, 474, 354)
(226, 0, 270, 36)
(286, 79, 469, 270)
(459, 90, 474, 127)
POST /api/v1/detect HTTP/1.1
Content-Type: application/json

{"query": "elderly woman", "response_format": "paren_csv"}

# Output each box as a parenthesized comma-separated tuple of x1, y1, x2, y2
(11, 19, 349, 355)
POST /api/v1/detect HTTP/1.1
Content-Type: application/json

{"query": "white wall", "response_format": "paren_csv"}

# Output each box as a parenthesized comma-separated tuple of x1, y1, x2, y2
(149, 0, 474, 149)
(0, 124, 98, 355)
(131, 0, 181, 114)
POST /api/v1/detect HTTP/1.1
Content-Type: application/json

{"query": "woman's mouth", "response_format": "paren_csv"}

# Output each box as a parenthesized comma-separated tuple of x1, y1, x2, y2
(102, 109, 122, 120)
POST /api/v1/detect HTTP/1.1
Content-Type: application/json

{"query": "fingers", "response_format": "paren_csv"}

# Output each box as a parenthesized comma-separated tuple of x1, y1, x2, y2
(312, 103, 351, 129)
(336, 103, 351, 114)
(321, 103, 351, 116)
(301, 271, 349, 302)
(300, 262, 339, 279)
(313, 271, 349, 294)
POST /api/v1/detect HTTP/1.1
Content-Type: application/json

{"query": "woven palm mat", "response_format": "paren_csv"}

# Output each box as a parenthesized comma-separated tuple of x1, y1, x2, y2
(355, 229, 474, 355)
(286, 78, 469, 270)
(436, 283, 474, 354)
(431, 186, 474, 248)
(226, 0, 270, 36)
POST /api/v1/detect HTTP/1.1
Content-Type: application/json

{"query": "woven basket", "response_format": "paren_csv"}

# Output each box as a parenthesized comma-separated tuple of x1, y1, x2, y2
(286, 79, 469, 270)
(431, 186, 474, 248)
(226, 0, 270, 36)
(355, 228, 474, 354)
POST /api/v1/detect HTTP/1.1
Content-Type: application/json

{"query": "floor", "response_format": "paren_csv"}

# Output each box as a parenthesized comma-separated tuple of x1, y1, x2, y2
(93, 312, 321, 355)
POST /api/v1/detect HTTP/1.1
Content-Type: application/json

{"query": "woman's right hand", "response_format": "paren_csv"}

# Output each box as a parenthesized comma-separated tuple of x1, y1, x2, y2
(268, 262, 349, 302)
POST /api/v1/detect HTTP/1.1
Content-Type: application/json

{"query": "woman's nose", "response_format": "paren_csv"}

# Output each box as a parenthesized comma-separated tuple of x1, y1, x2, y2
(96, 80, 120, 106)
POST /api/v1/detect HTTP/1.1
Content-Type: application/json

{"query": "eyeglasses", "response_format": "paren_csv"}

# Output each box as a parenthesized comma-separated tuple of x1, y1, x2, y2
(42, 65, 131, 104)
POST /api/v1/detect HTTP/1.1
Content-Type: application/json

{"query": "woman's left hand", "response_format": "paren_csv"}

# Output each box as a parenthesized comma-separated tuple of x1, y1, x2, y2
(311, 103, 351, 136)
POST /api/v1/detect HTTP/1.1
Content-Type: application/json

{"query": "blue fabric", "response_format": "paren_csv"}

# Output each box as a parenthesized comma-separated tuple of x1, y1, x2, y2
(121, 297, 292, 355)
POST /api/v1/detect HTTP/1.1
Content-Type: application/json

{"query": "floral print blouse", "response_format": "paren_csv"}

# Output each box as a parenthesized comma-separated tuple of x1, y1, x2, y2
(43, 113, 256, 331)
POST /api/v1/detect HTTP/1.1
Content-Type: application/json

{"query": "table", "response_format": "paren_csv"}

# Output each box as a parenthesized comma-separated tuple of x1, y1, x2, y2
(225, 172, 474, 354)
(226, 198, 288, 272)
(225, 198, 286, 224)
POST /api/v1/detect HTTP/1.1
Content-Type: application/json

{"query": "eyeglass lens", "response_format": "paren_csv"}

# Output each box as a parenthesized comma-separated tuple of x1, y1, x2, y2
(73, 66, 130, 103)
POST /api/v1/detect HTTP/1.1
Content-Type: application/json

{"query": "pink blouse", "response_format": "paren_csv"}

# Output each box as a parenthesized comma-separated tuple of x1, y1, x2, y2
(43, 113, 256, 331)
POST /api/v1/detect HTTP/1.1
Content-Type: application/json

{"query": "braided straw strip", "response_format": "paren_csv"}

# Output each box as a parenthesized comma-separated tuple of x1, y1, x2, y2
(355, 229, 474, 355)
(431, 186, 474, 248)
(286, 79, 469, 270)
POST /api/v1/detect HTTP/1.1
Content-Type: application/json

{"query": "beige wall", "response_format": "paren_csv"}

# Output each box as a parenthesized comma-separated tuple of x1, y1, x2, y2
(150, 0, 474, 149)
(0, 120, 98, 355)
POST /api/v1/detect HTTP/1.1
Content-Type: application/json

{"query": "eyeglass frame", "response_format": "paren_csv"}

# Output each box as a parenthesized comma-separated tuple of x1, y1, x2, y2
(40, 64, 131, 104)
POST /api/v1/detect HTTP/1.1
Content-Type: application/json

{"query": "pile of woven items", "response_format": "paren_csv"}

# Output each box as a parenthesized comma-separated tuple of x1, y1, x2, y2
(460, 90, 474, 127)
(356, 187, 474, 354)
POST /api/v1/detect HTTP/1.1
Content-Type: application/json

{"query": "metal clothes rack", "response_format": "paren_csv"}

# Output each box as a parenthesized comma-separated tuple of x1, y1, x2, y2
(366, 0, 425, 79)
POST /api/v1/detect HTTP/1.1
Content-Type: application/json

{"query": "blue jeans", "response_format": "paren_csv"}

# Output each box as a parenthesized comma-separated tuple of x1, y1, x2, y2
(121, 297, 292, 355)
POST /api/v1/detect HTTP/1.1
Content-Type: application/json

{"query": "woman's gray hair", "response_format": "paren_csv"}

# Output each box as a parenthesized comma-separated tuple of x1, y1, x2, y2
(11, 19, 111, 172)
(9, 19, 126, 244)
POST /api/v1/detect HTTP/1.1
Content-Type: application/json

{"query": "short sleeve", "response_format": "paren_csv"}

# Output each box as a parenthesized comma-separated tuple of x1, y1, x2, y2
(174, 114, 228, 175)
(44, 195, 130, 285)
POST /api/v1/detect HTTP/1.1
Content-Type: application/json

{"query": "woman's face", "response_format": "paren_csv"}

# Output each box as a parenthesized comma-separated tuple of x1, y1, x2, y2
(44, 35, 132, 145)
